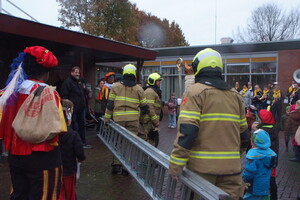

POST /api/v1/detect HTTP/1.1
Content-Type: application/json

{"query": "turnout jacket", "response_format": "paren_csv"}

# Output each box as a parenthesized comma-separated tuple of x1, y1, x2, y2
(169, 83, 248, 176)
(142, 87, 162, 125)
(104, 82, 147, 122)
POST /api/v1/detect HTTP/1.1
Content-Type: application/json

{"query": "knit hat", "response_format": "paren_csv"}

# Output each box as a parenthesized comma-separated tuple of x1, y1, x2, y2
(258, 109, 275, 125)
(0, 46, 58, 109)
(290, 104, 296, 112)
(296, 100, 300, 110)
(252, 129, 271, 150)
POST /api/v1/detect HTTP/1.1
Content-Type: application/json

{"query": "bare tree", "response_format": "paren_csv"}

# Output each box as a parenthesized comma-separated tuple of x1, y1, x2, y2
(234, 3, 300, 42)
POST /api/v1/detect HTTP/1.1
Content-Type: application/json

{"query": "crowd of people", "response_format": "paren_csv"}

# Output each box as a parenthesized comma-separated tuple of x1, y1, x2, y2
(0, 45, 300, 200)
(236, 79, 300, 160)
(169, 48, 300, 200)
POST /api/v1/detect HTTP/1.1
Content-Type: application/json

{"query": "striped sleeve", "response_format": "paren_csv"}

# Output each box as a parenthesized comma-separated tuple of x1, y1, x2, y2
(169, 91, 201, 176)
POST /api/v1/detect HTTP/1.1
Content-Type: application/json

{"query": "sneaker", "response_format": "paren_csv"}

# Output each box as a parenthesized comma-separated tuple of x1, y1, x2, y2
(83, 144, 93, 149)
(171, 126, 176, 129)
(168, 125, 171, 128)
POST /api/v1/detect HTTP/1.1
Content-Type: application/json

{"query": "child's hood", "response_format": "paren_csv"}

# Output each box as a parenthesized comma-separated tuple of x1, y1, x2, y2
(246, 148, 276, 167)
(252, 129, 271, 149)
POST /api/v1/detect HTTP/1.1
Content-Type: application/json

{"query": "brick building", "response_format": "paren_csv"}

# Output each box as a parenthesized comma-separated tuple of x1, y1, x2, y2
(143, 41, 300, 101)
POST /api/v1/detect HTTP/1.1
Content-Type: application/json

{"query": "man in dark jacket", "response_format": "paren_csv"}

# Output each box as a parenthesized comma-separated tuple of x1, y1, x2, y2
(61, 66, 92, 148)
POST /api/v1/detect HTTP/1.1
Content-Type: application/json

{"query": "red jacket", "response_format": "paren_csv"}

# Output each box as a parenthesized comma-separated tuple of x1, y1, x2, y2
(0, 79, 60, 155)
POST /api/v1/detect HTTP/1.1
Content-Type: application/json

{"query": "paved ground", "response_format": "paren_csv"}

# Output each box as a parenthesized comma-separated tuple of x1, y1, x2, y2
(1, 115, 300, 199)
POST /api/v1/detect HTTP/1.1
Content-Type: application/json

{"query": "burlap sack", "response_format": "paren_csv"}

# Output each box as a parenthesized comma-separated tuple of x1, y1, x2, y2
(12, 86, 66, 143)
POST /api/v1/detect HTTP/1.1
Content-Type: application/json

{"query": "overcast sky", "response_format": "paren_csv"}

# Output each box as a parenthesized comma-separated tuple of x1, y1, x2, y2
(1, 0, 300, 45)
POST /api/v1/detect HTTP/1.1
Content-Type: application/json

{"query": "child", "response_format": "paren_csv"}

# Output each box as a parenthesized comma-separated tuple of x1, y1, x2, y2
(243, 129, 277, 200)
(167, 93, 178, 128)
(257, 110, 279, 200)
(59, 100, 86, 200)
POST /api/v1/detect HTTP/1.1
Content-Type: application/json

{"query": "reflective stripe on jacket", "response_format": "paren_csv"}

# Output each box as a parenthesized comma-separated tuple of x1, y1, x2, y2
(142, 87, 161, 124)
(169, 83, 248, 176)
(104, 82, 147, 122)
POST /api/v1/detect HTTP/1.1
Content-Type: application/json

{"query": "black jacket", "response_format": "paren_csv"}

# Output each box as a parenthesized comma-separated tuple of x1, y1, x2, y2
(60, 76, 87, 113)
(291, 90, 300, 105)
(59, 129, 86, 176)
(257, 123, 279, 156)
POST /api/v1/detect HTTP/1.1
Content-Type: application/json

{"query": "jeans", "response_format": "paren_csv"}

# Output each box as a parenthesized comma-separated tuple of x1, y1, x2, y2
(168, 113, 176, 127)
(72, 109, 86, 144)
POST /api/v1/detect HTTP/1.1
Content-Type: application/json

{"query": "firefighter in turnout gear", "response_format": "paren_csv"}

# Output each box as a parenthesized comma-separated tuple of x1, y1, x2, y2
(142, 73, 162, 147)
(104, 64, 149, 174)
(104, 64, 148, 134)
(169, 48, 249, 200)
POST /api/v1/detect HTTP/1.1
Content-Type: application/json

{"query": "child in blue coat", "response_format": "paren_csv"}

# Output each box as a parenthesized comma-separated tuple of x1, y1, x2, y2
(243, 129, 277, 200)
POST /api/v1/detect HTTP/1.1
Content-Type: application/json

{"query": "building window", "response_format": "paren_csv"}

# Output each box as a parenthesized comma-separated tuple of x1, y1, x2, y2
(225, 60, 277, 89)
(227, 64, 250, 73)
(226, 75, 250, 89)
(251, 62, 276, 73)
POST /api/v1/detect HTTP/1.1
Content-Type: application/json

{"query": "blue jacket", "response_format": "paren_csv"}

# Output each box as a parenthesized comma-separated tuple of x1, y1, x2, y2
(243, 148, 276, 195)
(243, 129, 277, 196)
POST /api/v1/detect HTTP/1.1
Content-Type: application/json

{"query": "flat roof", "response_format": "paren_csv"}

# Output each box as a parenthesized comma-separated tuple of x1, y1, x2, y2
(0, 14, 157, 62)
(154, 40, 300, 57)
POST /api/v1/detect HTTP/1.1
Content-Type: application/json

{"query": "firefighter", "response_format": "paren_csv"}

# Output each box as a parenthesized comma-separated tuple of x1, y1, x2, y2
(104, 64, 148, 174)
(169, 48, 249, 200)
(142, 73, 162, 147)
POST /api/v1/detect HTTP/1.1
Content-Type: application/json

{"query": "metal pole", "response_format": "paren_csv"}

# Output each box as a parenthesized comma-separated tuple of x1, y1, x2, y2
(6, 0, 39, 22)
(176, 58, 183, 97)
(215, 0, 217, 44)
